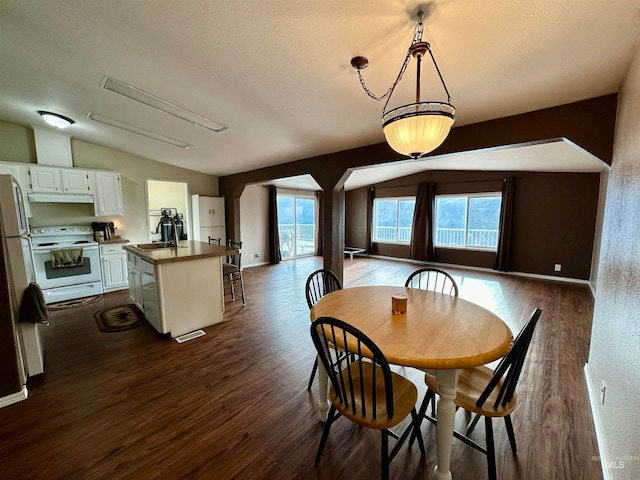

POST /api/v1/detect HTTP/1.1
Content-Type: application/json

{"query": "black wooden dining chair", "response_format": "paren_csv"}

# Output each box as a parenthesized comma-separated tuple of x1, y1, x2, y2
(405, 267, 459, 296)
(310, 316, 425, 480)
(305, 269, 343, 390)
(208, 236, 221, 245)
(222, 240, 245, 305)
(415, 307, 542, 480)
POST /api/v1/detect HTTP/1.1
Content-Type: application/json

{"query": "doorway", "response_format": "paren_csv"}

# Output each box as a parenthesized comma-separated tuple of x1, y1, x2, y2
(277, 194, 316, 259)
(146, 179, 190, 242)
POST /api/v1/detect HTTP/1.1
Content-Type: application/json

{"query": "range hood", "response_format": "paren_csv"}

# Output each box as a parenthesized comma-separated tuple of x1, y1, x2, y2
(27, 192, 94, 204)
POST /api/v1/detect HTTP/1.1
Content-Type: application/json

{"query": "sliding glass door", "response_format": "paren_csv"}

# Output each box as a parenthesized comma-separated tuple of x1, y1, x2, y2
(277, 194, 316, 259)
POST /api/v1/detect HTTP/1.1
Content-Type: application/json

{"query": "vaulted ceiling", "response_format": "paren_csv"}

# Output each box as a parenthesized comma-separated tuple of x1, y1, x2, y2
(1, 1, 639, 185)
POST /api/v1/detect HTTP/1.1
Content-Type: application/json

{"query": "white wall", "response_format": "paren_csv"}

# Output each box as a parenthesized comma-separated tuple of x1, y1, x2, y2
(587, 38, 640, 479)
(239, 184, 269, 267)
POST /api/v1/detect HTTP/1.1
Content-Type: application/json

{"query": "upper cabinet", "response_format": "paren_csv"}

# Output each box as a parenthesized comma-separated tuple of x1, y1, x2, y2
(0, 161, 123, 216)
(61, 168, 92, 194)
(30, 165, 61, 193)
(94, 171, 123, 216)
(193, 194, 225, 228)
(30, 165, 93, 194)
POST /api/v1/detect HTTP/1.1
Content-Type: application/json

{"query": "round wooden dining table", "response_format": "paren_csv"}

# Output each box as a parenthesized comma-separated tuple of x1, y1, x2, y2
(310, 285, 513, 480)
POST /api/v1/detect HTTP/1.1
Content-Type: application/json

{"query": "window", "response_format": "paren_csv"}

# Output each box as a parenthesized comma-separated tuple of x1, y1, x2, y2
(434, 194, 502, 250)
(373, 197, 416, 243)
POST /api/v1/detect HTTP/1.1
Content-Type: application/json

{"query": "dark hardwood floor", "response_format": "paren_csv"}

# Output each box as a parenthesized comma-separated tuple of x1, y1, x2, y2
(0, 257, 602, 480)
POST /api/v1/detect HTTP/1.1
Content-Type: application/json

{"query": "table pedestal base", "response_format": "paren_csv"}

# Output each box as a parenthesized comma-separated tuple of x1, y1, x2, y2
(433, 369, 459, 480)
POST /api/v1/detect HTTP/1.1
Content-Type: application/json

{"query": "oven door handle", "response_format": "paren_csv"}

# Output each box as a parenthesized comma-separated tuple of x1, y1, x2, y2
(33, 245, 100, 253)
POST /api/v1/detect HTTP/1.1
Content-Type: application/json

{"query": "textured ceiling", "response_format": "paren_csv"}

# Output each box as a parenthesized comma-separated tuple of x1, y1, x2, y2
(1, 1, 639, 184)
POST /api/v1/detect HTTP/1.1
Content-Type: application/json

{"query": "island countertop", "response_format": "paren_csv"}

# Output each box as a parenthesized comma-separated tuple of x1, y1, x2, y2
(123, 241, 238, 265)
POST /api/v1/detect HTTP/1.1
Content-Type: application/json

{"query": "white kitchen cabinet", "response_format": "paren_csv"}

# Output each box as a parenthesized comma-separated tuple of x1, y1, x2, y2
(61, 168, 92, 194)
(30, 165, 93, 195)
(30, 165, 61, 193)
(192, 194, 225, 241)
(126, 252, 143, 310)
(95, 171, 123, 216)
(100, 244, 129, 293)
(139, 259, 161, 333)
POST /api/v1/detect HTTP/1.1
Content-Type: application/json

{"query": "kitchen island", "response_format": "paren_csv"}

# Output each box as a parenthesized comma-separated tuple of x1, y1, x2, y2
(123, 241, 238, 338)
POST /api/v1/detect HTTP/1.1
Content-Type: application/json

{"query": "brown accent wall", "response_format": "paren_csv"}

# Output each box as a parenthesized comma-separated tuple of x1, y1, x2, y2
(346, 170, 600, 279)
(220, 95, 616, 279)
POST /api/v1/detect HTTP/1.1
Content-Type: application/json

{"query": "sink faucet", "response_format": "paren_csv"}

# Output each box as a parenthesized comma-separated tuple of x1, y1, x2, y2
(167, 217, 179, 247)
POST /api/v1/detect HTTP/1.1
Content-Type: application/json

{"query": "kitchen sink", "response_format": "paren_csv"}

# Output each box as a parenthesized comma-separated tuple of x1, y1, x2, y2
(133, 242, 186, 250)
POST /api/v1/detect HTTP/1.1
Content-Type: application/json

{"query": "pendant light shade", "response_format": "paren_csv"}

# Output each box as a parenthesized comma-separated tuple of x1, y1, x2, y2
(351, 11, 455, 159)
(382, 102, 455, 158)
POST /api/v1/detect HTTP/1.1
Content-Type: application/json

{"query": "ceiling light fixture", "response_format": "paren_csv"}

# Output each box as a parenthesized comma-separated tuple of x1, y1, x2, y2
(87, 112, 191, 149)
(351, 10, 455, 159)
(102, 77, 228, 133)
(38, 110, 75, 129)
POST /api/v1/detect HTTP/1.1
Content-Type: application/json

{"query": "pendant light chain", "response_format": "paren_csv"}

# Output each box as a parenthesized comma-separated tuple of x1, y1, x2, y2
(355, 19, 426, 114)
(350, 10, 456, 158)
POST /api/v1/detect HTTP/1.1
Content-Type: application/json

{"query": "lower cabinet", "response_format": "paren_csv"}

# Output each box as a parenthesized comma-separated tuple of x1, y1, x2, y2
(139, 259, 161, 333)
(100, 244, 129, 293)
(126, 252, 143, 311)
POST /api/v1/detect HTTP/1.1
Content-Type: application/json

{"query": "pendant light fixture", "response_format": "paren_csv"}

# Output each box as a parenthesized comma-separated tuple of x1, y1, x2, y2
(38, 110, 75, 129)
(351, 11, 455, 159)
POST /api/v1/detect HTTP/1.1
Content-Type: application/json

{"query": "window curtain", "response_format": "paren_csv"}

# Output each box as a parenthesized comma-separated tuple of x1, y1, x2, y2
(409, 182, 436, 261)
(268, 185, 282, 265)
(365, 187, 375, 254)
(315, 190, 323, 256)
(494, 177, 515, 272)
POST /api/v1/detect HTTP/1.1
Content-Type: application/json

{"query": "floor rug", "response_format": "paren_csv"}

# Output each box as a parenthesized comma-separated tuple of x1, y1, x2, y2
(94, 304, 145, 333)
(48, 295, 102, 311)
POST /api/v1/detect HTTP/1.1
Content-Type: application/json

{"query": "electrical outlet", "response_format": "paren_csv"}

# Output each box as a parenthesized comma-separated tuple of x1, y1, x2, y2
(554, 264, 562, 272)
(139, 223, 145, 230)
(600, 381, 606, 405)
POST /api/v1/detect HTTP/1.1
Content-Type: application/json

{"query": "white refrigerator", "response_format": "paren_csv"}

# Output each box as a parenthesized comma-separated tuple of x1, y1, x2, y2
(0, 174, 43, 408)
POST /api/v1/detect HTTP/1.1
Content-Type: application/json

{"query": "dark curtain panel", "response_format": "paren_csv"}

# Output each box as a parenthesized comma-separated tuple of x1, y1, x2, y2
(315, 190, 323, 256)
(268, 185, 282, 264)
(409, 182, 436, 261)
(494, 177, 515, 271)
(365, 187, 375, 254)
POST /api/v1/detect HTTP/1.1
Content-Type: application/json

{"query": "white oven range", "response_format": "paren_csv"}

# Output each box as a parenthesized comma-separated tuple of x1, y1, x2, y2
(30, 225, 103, 304)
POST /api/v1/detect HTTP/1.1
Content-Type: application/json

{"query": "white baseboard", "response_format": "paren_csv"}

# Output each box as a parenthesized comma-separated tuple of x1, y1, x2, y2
(0, 385, 28, 409)
(244, 260, 270, 268)
(368, 255, 590, 286)
(584, 363, 611, 480)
